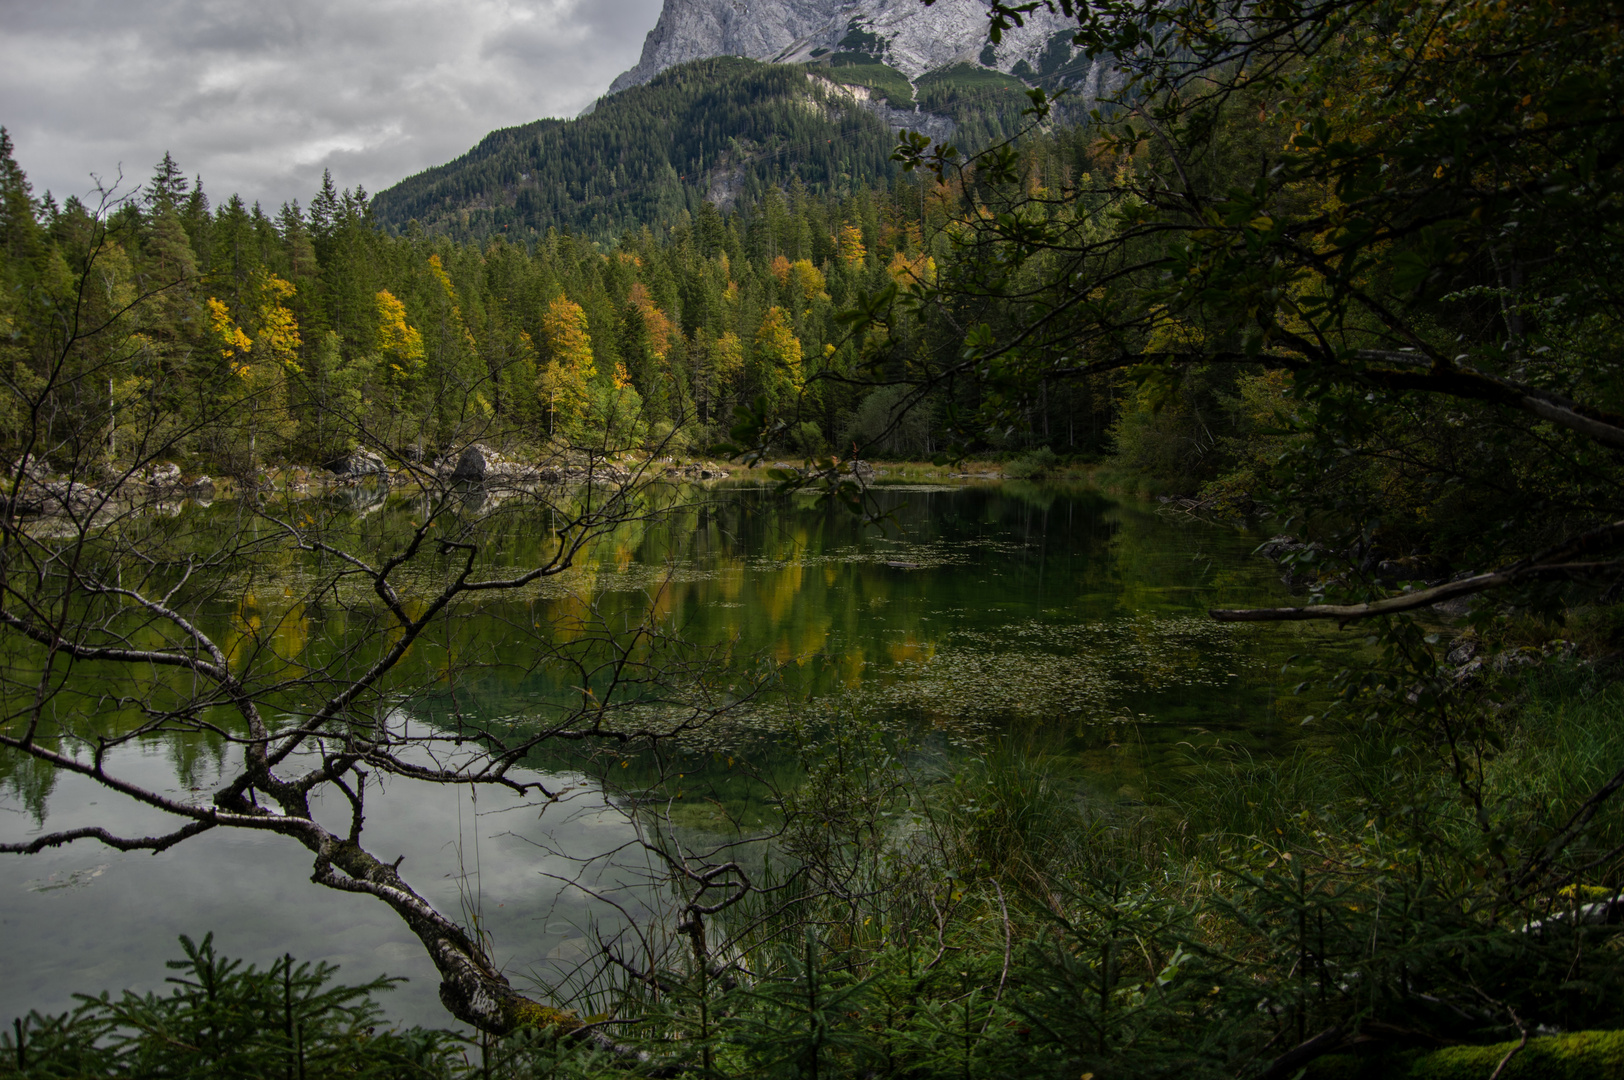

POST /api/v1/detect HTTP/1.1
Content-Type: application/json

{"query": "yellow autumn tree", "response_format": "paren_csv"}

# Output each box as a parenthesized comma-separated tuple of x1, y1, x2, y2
(537, 296, 595, 438)
(375, 289, 425, 381)
(250, 273, 302, 373)
(208, 298, 253, 377)
(754, 306, 804, 410)
(837, 224, 867, 264)
(371, 288, 427, 445)
(423, 254, 484, 432)
(207, 272, 302, 470)
(887, 250, 937, 288)
(626, 282, 677, 361)
(788, 260, 828, 307)
(691, 327, 746, 423)
(712, 331, 744, 385)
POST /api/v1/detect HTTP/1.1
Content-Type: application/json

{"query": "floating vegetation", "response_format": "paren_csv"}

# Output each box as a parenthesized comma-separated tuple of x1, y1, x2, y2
(481, 613, 1287, 760)
(24, 863, 109, 893)
(744, 536, 1029, 573)
(863, 615, 1273, 724)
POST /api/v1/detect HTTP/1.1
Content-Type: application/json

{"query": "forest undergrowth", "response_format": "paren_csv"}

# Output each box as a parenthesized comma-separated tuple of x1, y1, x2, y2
(7, 661, 1622, 1079)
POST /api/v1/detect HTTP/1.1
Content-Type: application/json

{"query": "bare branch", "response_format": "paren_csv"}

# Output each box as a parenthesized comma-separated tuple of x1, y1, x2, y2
(1212, 560, 1624, 623)
(0, 820, 215, 855)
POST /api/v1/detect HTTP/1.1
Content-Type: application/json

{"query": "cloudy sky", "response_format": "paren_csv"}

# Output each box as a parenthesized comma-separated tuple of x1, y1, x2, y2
(0, 0, 663, 211)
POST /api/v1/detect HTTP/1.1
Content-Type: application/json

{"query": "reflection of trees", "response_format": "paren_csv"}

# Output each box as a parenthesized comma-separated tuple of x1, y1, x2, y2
(0, 457, 758, 1045)
(0, 203, 756, 1046)
(0, 438, 1308, 1042)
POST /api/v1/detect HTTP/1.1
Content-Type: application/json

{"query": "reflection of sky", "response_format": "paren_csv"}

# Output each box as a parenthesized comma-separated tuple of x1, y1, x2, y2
(0, 740, 654, 1028)
(0, 485, 1323, 1027)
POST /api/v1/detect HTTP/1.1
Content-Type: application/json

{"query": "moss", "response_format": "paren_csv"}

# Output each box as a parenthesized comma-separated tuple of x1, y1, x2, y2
(1415, 1032, 1624, 1079)
(1306, 1032, 1624, 1079)
(1305, 1054, 1382, 1080)
(502, 996, 580, 1034)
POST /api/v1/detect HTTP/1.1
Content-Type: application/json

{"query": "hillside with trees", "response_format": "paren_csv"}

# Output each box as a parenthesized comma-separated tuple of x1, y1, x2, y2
(0, 137, 950, 473)
(369, 56, 1043, 244)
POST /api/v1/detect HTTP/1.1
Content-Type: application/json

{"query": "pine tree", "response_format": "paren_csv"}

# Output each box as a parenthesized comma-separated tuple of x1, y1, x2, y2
(753, 306, 804, 412)
(275, 201, 318, 282)
(309, 170, 341, 240)
(146, 152, 189, 213)
(0, 127, 41, 267)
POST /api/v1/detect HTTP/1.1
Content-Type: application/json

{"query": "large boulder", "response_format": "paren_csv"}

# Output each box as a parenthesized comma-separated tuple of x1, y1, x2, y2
(448, 444, 547, 486)
(148, 462, 183, 490)
(325, 447, 390, 477)
(450, 444, 503, 482)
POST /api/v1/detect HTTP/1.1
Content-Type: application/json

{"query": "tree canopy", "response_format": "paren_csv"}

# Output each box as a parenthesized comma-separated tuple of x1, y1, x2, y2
(858, 0, 1624, 621)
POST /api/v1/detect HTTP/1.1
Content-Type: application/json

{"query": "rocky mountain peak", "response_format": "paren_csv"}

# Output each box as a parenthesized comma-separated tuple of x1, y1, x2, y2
(606, 0, 1079, 96)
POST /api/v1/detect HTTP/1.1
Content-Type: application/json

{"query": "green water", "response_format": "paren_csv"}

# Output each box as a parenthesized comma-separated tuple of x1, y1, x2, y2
(394, 480, 1327, 764)
(0, 480, 1336, 1025)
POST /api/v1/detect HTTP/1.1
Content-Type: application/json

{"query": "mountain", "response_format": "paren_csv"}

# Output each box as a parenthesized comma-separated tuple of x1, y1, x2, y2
(370, 57, 1039, 243)
(605, 0, 1090, 95)
(368, 0, 1120, 243)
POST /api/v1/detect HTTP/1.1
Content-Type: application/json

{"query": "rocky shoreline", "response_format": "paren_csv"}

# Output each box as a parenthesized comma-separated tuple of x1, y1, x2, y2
(0, 444, 741, 521)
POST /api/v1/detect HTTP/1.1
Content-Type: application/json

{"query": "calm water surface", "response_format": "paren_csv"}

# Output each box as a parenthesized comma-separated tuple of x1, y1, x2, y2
(0, 481, 1334, 1026)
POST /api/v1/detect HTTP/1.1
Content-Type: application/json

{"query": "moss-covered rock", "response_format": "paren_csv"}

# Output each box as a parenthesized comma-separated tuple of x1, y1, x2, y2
(1306, 1031, 1624, 1079)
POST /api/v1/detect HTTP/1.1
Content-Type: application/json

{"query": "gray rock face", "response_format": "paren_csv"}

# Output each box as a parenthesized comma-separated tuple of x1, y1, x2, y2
(607, 0, 1077, 94)
(806, 74, 956, 142)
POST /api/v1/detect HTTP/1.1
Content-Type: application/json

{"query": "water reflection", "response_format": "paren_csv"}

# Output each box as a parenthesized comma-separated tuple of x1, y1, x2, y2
(0, 482, 1330, 1026)
(0, 740, 655, 1027)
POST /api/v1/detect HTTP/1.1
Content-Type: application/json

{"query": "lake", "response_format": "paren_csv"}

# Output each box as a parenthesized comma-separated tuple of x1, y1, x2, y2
(0, 479, 1333, 1027)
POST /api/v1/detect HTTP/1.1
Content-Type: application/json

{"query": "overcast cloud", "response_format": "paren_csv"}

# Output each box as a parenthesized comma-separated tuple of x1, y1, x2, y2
(0, 0, 663, 211)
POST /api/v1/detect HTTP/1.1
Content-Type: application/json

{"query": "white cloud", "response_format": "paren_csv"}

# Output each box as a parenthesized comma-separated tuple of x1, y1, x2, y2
(0, 0, 661, 210)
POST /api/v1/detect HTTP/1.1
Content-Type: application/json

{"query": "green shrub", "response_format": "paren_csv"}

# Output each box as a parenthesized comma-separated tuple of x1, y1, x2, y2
(0, 934, 459, 1079)
(1004, 446, 1058, 479)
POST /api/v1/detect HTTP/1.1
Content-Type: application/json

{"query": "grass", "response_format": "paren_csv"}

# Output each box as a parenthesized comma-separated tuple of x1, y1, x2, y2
(1487, 669, 1624, 859)
(913, 63, 1030, 97)
(817, 57, 915, 108)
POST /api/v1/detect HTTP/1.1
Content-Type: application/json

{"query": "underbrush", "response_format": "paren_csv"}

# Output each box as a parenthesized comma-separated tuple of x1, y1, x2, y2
(8, 669, 1624, 1079)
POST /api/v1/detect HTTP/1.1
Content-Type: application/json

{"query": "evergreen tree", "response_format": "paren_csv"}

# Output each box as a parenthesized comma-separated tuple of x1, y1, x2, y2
(145, 152, 189, 213)
(309, 169, 341, 241)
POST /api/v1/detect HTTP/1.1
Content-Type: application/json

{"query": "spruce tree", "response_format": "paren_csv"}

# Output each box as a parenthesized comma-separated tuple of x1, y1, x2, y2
(145, 152, 189, 213)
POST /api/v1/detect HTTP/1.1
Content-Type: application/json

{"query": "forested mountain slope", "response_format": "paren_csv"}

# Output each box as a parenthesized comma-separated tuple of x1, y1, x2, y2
(369, 57, 1037, 243)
